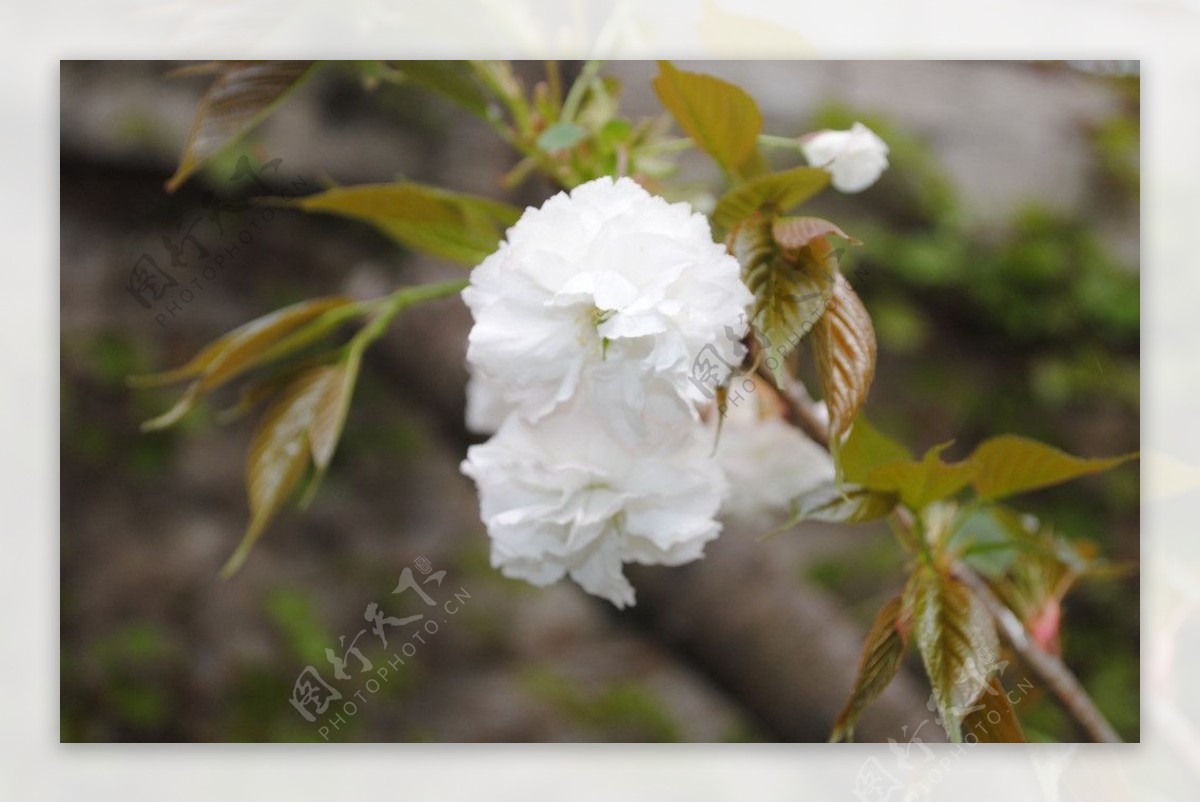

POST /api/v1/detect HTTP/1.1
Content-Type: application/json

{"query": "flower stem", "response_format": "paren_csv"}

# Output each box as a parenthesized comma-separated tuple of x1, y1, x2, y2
(758, 133, 804, 151)
(348, 278, 468, 358)
(560, 59, 603, 123)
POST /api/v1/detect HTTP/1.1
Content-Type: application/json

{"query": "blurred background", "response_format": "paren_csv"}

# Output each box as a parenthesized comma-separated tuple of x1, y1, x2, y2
(59, 61, 1139, 743)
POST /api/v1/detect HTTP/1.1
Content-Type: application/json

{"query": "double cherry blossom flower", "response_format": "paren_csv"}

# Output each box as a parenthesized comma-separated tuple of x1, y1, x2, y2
(461, 177, 749, 607)
(461, 161, 873, 606)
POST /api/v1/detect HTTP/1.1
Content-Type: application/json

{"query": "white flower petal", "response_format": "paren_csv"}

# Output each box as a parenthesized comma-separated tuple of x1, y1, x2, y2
(717, 378, 835, 527)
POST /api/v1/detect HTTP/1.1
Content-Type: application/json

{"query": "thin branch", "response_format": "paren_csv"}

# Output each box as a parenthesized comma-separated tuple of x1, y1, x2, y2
(955, 563, 1123, 743)
(759, 362, 830, 450)
(766, 375, 1123, 743)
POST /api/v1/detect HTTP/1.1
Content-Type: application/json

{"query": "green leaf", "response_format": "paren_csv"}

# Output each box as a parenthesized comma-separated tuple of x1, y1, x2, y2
(839, 414, 912, 485)
(865, 443, 978, 511)
(221, 367, 336, 578)
(969, 435, 1137, 502)
(131, 297, 355, 431)
(813, 273, 877, 441)
(729, 216, 839, 386)
(598, 118, 633, 148)
(287, 182, 521, 266)
(536, 121, 588, 152)
(962, 676, 1026, 742)
(166, 61, 319, 192)
(712, 167, 830, 230)
(907, 564, 1000, 741)
(388, 60, 489, 117)
(652, 61, 762, 176)
(772, 482, 898, 535)
(831, 595, 911, 742)
(948, 506, 1038, 579)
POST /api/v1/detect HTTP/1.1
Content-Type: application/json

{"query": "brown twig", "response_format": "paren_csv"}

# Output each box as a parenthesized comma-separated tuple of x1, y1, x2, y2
(768, 374, 1124, 743)
(755, 362, 830, 449)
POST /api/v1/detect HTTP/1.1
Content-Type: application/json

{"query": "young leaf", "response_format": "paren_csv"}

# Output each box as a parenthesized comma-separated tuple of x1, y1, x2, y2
(712, 167, 830, 230)
(729, 216, 838, 386)
(838, 414, 912, 485)
(652, 61, 762, 177)
(947, 505, 1040, 579)
(133, 297, 354, 431)
(217, 366, 307, 425)
(308, 353, 361, 470)
(865, 443, 978, 511)
(962, 676, 1026, 742)
(831, 595, 911, 742)
(813, 273, 877, 442)
(222, 367, 336, 578)
(969, 435, 1137, 502)
(907, 564, 1001, 741)
(772, 217, 859, 250)
(773, 482, 898, 534)
(287, 182, 521, 266)
(167, 61, 319, 192)
(537, 121, 587, 152)
(298, 353, 362, 511)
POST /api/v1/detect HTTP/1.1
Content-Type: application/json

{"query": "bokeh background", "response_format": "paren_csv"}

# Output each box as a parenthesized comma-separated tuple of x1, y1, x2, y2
(59, 60, 1139, 743)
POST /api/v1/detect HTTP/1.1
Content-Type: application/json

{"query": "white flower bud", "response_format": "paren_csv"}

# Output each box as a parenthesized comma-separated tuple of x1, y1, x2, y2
(801, 122, 890, 193)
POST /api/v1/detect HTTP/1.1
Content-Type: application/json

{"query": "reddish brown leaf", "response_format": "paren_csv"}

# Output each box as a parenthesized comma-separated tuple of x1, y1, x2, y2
(962, 675, 1026, 742)
(167, 61, 318, 192)
(772, 216, 859, 250)
(813, 273, 876, 441)
(907, 563, 1001, 741)
(831, 594, 911, 742)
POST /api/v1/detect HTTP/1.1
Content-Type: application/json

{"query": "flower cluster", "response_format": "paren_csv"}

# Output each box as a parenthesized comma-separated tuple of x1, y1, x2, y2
(461, 176, 752, 607)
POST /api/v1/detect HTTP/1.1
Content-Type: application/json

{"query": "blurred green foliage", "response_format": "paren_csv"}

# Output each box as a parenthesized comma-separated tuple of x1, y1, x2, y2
(62, 330, 182, 481)
(61, 622, 182, 741)
(521, 668, 682, 741)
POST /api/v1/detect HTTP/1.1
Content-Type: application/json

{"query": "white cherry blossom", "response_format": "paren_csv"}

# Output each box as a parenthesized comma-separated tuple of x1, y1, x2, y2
(461, 399, 727, 608)
(462, 176, 752, 423)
